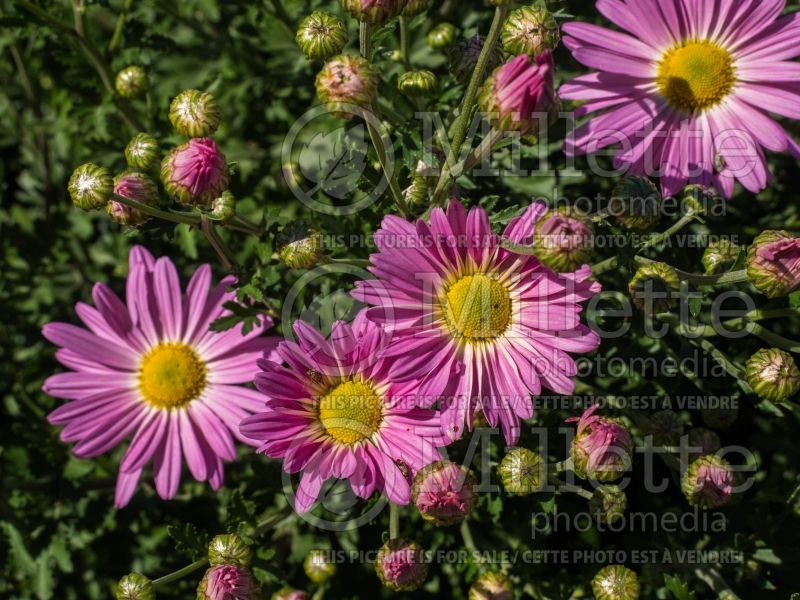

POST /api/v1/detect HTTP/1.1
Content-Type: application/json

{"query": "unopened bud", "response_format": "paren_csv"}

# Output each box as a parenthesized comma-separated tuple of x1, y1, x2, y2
(398, 70, 438, 97)
(296, 11, 348, 61)
(591, 565, 640, 600)
(115, 66, 149, 99)
(196, 565, 260, 600)
(589, 485, 627, 525)
(628, 262, 680, 314)
(412, 460, 476, 526)
(316, 55, 379, 120)
(682, 454, 734, 508)
(116, 572, 155, 600)
(169, 89, 221, 138)
(403, 0, 429, 16)
(531, 205, 595, 272)
(498, 447, 545, 496)
(374, 539, 428, 592)
(304, 549, 336, 583)
(702, 239, 742, 275)
(746, 230, 800, 298)
(69, 163, 113, 210)
(208, 533, 252, 568)
(610, 177, 662, 231)
(276, 221, 325, 269)
(340, 0, 405, 25)
(108, 171, 159, 226)
(209, 191, 236, 223)
(427, 23, 457, 49)
(271, 589, 309, 600)
(161, 138, 230, 207)
(501, 5, 560, 57)
(745, 348, 800, 403)
(124, 133, 160, 170)
(468, 571, 513, 600)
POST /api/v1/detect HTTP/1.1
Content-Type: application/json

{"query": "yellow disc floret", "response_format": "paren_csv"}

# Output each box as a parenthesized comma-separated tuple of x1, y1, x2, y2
(318, 379, 383, 445)
(444, 274, 512, 341)
(657, 40, 736, 112)
(139, 342, 207, 410)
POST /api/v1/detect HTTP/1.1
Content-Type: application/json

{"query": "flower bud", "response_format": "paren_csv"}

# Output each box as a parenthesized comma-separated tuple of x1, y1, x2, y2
(645, 410, 683, 447)
(108, 171, 159, 226)
(448, 35, 504, 84)
(745, 348, 800, 404)
(702, 239, 742, 275)
(682, 454, 734, 508)
(398, 70, 438, 97)
(501, 5, 560, 57)
(209, 191, 236, 223)
(609, 177, 662, 231)
(403, 0, 428, 16)
(116, 572, 155, 600)
(340, 0, 406, 25)
(276, 221, 325, 269)
(746, 230, 800, 298)
(686, 428, 721, 459)
(303, 549, 337, 583)
(403, 161, 430, 210)
(589, 485, 627, 525)
(271, 589, 309, 600)
(531, 205, 595, 272)
(567, 405, 632, 482)
(701, 406, 738, 430)
(682, 184, 715, 216)
(498, 447, 545, 496)
(196, 565, 260, 600)
(427, 23, 457, 49)
(124, 133, 160, 171)
(591, 565, 640, 600)
(411, 460, 476, 526)
(374, 539, 428, 592)
(115, 66, 149, 99)
(208, 533, 252, 568)
(296, 11, 349, 61)
(628, 262, 680, 314)
(468, 571, 513, 600)
(479, 52, 556, 137)
(169, 89, 221, 138)
(316, 55, 379, 120)
(161, 138, 230, 207)
(69, 163, 113, 210)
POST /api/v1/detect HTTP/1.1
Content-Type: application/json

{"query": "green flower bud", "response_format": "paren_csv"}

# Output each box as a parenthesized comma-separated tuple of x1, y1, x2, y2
(375, 539, 428, 592)
(427, 23, 458, 49)
(208, 533, 252, 568)
(398, 70, 438, 97)
(645, 410, 684, 447)
(276, 221, 325, 269)
(589, 485, 627, 526)
(116, 572, 155, 600)
(591, 565, 640, 600)
(702, 239, 742, 275)
(209, 191, 236, 223)
(303, 549, 337, 583)
(609, 177, 662, 231)
(532, 206, 595, 272)
(296, 11, 349, 61)
(403, 161, 430, 211)
(448, 35, 504, 84)
(108, 171, 159, 227)
(316, 55, 379, 120)
(746, 230, 800, 298)
(403, 0, 429, 16)
(501, 5, 561, 57)
(68, 163, 113, 210)
(681, 454, 734, 508)
(628, 262, 680, 314)
(701, 405, 738, 430)
(498, 447, 545, 496)
(469, 571, 513, 600)
(682, 184, 714, 216)
(745, 348, 800, 404)
(169, 89, 221, 138)
(124, 133, 160, 170)
(686, 428, 721, 458)
(115, 66, 149, 99)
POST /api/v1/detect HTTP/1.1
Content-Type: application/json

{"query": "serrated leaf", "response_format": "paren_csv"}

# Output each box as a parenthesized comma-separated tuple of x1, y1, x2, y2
(664, 574, 696, 600)
(167, 523, 207, 561)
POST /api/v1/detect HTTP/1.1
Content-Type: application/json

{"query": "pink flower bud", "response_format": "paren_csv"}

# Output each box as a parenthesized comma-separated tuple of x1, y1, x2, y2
(532, 205, 595, 272)
(340, 0, 407, 25)
(316, 55, 379, 120)
(197, 565, 260, 600)
(681, 454, 734, 508)
(375, 539, 428, 592)
(270, 589, 308, 600)
(567, 405, 632, 482)
(412, 460, 476, 526)
(108, 171, 158, 226)
(161, 138, 230, 207)
(747, 230, 800, 298)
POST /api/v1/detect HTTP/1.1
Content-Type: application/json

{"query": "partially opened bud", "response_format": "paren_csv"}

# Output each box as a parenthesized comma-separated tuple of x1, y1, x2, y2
(316, 55, 379, 119)
(589, 485, 627, 525)
(69, 163, 113, 210)
(747, 230, 800, 298)
(591, 565, 640, 600)
(108, 171, 159, 226)
(403, 0, 429, 16)
(703, 239, 742, 275)
(610, 177, 662, 231)
(398, 70, 438, 97)
(498, 447, 545, 496)
(686, 428, 721, 459)
(501, 5, 560, 57)
(161, 138, 230, 207)
(276, 221, 325, 269)
(468, 571, 513, 600)
(375, 539, 428, 592)
(196, 565, 260, 600)
(412, 460, 476, 526)
(531, 205, 595, 272)
(303, 549, 337, 583)
(124, 133, 160, 170)
(645, 410, 683, 447)
(567, 405, 632, 482)
(115, 66, 149, 99)
(340, 0, 406, 25)
(169, 90, 221, 138)
(745, 348, 800, 403)
(116, 572, 155, 600)
(208, 533, 252, 568)
(448, 35, 504, 84)
(427, 23, 457, 49)
(296, 11, 349, 61)
(628, 262, 680, 314)
(271, 589, 309, 600)
(682, 454, 734, 508)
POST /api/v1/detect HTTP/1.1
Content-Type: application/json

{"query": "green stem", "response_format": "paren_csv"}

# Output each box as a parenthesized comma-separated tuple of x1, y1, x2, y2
(399, 16, 411, 69)
(638, 207, 701, 253)
(359, 21, 373, 60)
(107, 0, 134, 55)
(692, 337, 746, 380)
(635, 256, 749, 286)
(746, 322, 800, 353)
(431, 5, 510, 206)
(111, 194, 200, 226)
(201, 217, 236, 271)
(389, 503, 400, 539)
(152, 559, 207, 589)
(460, 520, 478, 552)
(227, 214, 262, 237)
(548, 475, 593, 500)
(590, 255, 622, 276)
(694, 567, 740, 600)
(363, 108, 409, 217)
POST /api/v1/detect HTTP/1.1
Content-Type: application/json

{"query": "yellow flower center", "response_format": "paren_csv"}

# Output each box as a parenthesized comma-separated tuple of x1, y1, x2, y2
(318, 380, 383, 445)
(657, 41, 736, 112)
(138, 342, 207, 410)
(444, 274, 512, 341)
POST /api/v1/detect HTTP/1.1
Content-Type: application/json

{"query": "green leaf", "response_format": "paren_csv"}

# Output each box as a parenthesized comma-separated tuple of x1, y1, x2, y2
(664, 574, 696, 600)
(167, 523, 208, 561)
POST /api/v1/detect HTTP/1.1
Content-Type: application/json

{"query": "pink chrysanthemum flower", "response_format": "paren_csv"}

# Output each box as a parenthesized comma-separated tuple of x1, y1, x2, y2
(566, 404, 633, 481)
(560, 0, 800, 197)
(239, 312, 448, 513)
(43, 246, 278, 507)
(351, 199, 601, 444)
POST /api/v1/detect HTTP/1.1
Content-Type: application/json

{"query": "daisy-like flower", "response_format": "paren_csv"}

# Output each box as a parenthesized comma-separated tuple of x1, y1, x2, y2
(239, 312, 448, 513)
(351, 199, 601, 444)
(43, 246, 278, 507)
(560, 0, 800, 197)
